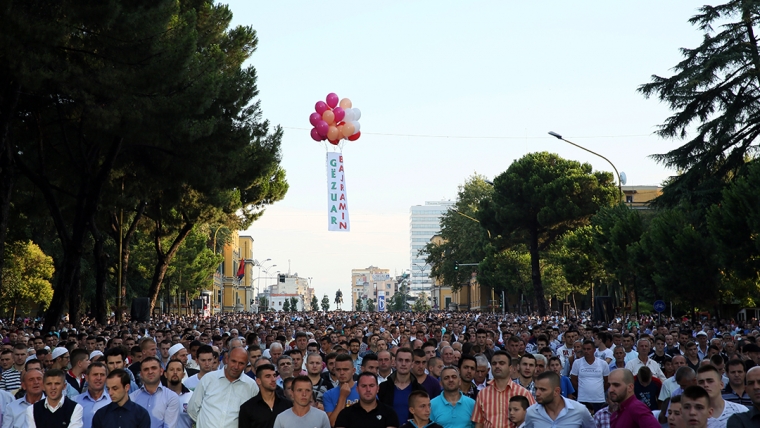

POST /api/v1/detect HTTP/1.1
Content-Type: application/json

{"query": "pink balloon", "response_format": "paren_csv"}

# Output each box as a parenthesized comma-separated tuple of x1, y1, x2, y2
(315, 101, 328, 115)
(326, 93, 339, 108)
(316, 120, 329, 137)
(309, 112, 321, 127)
(333, 107, 345, 123)
(310, 128, 321, 141)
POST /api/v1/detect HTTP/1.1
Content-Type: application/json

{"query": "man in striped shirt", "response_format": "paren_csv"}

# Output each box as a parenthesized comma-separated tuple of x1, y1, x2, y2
(0, 344, 28, 393)
(472, 351, 536, 428)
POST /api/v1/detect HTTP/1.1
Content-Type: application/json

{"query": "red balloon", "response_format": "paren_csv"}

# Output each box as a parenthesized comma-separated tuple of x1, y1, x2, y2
(348, 131, 361, 141)
(328, 139, 340, 145)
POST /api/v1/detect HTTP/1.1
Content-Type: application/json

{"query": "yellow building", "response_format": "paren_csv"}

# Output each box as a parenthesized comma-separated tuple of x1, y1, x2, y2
(351, 266, 394, 311)
(623, 185, 662, 209)
(429, 234, 494, 312)
(212, 231, 255, 313)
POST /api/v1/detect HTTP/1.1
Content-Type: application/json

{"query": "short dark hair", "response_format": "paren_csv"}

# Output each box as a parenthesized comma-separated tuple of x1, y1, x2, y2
(166, 359, 184, 372)
(458, 354, 476, 370)
(412, 349, 426, 359)
(256, 363, 277, 378)
(70, 348, 89, 366)
(141, 356, 162, 368)
(24, 359, 41, 371)
(535, 371, 560, 388)
(197, 345, 214, 358)
(509, 395, 530, 410)
(361, 353, 378, 367)
(357, 371, 378, 385)
(696, 364, 721, 378)
(105, 347, 127, 361)
(86, 362, 107, 375)
(335, 353, 353, 364)
(408, 390, 429, 407)
(727, 358, 745, 371)
(291, 375, 311, 391)
(44, 368, 65, 382)
(107, 368, 130, 387)
(682, 385, 709, 403)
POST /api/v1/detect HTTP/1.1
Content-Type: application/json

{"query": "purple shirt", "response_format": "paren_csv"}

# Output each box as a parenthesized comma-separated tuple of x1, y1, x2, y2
(610, 394, 660, 428)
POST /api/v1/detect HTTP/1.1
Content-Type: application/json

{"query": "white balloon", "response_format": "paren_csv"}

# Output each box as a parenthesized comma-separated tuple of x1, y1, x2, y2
(344, 109, 355, 122)
(353, 108, 361, 121)
(352, 121, 361, 134)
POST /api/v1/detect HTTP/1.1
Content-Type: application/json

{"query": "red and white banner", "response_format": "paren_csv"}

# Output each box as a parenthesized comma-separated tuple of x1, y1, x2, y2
(327, 152, 350, 231)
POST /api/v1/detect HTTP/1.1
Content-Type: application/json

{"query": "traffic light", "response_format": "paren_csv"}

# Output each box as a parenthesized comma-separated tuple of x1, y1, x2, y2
(454, 261, 459, 270)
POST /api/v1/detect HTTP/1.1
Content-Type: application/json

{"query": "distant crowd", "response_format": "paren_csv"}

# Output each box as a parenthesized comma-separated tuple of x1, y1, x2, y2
(0, 310, 758, 428)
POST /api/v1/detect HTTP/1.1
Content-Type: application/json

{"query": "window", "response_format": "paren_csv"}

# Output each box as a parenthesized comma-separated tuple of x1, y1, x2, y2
(217, 291, 221, 303)
(626, 195, 634, 203)
(279, 301, 282, 306)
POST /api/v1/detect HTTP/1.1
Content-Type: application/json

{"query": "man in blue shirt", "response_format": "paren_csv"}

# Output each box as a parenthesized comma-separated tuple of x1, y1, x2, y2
(93, 369, 150, 428)
(129, 357, 179, 428)
(430, 367, 475, 428)
(74, 362, 111, 428)
(524, 372, 593, 428)
(324, 354, 359, 427)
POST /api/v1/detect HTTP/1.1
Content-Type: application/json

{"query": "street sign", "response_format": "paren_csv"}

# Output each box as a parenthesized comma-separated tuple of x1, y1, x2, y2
(654, 300, 666, 313)
(378, 295, 386, 312)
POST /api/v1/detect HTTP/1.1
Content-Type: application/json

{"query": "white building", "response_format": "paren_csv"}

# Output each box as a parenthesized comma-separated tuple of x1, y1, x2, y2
(409, 200, 454, 296)
(269, 293, 304, 312)
(263, 273, 314, 311)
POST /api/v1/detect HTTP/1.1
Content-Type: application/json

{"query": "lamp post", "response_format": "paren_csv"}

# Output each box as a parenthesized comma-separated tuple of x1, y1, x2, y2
(413, 263, 432, 309)
(256, 261, 275, 305)
(548, 131, 625, 200)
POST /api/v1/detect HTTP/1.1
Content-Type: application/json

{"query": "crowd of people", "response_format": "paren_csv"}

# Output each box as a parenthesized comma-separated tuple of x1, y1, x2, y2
(0, 310, 758, 428)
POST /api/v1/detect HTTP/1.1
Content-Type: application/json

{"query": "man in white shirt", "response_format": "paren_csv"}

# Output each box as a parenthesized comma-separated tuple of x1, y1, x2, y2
(570, 339, 609, 413)
(625, 339, 666, 382)
(187, 347, 259, 428)
(695, 365, 747, 428)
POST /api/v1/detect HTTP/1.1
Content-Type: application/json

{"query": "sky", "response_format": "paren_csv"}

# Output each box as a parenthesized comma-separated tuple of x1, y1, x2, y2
(226, 1, 708, 304)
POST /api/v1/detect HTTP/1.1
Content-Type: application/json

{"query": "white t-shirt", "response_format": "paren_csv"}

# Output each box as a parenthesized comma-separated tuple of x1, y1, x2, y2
(707, 400, 748, 428)
(570, 357, 610, 404)
(594, 348, 613, 362)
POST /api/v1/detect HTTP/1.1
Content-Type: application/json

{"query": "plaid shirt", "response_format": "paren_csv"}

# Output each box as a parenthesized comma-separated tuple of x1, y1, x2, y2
(593, 406, 612, 428)
(513, 378, 536, 398)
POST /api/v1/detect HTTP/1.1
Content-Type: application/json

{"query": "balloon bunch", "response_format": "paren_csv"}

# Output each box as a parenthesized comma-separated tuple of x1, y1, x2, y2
(309, 93, 362, 145)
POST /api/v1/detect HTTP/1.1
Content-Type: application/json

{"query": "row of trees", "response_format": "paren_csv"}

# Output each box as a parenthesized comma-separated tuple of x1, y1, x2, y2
(0, 1, 287, 329)
(423, 2, 760, 318)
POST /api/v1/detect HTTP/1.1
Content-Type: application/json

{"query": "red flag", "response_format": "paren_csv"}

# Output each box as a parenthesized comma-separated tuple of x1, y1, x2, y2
(236, 260, 245, 279)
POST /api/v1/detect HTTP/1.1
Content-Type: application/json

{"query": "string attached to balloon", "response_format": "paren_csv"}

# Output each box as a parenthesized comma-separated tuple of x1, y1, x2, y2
(309, 92, 362, 149)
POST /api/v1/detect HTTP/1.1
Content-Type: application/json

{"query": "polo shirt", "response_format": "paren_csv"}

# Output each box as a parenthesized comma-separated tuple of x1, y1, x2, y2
(334, 400, 399, 428)
(323, 384, 358, 413)
(609, 394, 660, 428)
(524, 396, 594, 428)
(430, 392, 475, 428)
(722, 384, 753, 407)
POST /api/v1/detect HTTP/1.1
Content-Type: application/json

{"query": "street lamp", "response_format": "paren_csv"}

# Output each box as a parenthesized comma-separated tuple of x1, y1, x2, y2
(548, 131, 625, 200)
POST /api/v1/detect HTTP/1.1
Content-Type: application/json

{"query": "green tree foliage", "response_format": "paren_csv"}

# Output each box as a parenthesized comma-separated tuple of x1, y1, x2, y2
(551, 226, 609, 296)
(355, 298, 364, 312)
(282, 298, 290, 312)
(1, 241, 54, 318)
(479, 152, 617, 316)
(640, 207, 722, 316)
(289, 296, 299, 312)
(638, 2, 760, 207)
(1, 1, 288, 330)
(708, 160, 760, 288)
(423, 175, 493, 291)
(258, 296, 268, 311)
(311, 296, 319, 312)
(321, 295, 330, 312)
(366, 298, 375, 312)
(412, 292, 431, 312)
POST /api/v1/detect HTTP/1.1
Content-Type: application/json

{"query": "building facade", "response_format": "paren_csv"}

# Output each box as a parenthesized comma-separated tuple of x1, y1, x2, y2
(351, 266, 395, 311)
(409, 200, 454, 297)
(263, 273, 314, 311)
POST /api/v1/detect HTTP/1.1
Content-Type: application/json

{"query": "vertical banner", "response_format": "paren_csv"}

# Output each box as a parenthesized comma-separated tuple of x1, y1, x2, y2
(327, 152, 350, 231)
(378, 294, 386, 312)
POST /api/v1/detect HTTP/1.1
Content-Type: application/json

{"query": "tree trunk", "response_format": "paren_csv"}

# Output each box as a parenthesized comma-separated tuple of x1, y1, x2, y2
(110, 202, 145, 322)
(90, 220, 108, 325)
(529, 222, 547, 316)
(0, 81, 21, 298)
(147, 219, 194, 313)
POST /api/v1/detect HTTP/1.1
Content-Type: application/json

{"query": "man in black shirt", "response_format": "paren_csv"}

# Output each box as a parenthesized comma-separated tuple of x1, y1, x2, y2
(239, 364, 293, 428)
(335, 372, 399, 428)
(93, 369, 150, 428)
